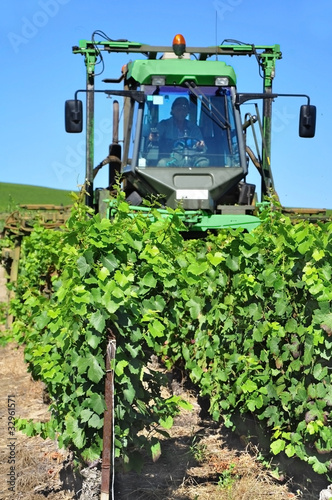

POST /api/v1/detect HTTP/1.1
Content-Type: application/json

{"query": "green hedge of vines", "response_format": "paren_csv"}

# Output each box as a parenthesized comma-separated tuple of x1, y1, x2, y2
(7, 192, 332, 477)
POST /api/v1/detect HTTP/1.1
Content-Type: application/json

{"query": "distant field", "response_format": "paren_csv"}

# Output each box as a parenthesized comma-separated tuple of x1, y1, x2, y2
(0, 182, 75, 214)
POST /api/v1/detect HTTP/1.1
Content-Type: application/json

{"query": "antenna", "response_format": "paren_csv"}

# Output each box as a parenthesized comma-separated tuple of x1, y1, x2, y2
(215, 11, 218, 60)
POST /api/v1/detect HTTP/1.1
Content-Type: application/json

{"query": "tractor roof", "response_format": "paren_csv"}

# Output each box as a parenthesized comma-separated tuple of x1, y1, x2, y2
(126, 58, 237, 86)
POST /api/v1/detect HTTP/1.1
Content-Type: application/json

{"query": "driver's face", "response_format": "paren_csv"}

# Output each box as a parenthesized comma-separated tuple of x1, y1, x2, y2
(172, 105, 189, 117)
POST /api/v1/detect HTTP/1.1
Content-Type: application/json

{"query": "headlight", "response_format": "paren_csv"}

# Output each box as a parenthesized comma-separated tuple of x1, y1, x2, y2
(215, 77, 229, 86)
(152, 76, 166, 86)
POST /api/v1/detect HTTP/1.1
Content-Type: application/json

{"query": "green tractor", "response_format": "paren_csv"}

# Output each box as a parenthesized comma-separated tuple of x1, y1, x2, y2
(65, 32, 317, 231)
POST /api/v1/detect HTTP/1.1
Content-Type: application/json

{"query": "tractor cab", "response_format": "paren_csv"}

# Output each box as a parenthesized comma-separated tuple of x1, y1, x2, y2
(123, 75, 249, 211)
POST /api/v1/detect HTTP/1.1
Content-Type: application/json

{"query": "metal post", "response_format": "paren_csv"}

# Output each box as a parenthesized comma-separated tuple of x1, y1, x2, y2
(108, 100, 121, 189)
(261, 87, 273, 197)
(84, 50, 97, 208)
(86, 73, 95, 207)
(121, 84, 134, 170)
(6, 238, 21, 328)
(101, 337, 116, 500)
(260, 49, 281, 198)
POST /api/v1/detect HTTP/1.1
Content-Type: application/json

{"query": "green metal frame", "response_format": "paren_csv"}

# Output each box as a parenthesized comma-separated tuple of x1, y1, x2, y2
(108, 203, 261, 232)
(72, 38, 282, 203)
(73, 39, 281, 66)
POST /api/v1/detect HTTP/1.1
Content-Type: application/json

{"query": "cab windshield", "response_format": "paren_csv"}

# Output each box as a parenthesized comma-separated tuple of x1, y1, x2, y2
(137, 85, 240, 168)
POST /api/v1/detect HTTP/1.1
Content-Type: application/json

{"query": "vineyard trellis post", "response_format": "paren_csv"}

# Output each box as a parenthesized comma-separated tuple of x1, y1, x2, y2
(101, 334, 116, 500)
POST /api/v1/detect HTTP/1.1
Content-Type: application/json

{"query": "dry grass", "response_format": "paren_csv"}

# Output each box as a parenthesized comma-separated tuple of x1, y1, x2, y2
(0, 427, 75, 500)
(113, 389, 306, 500)
(0, 342, 75, 500)
(177, 443, 297, 500)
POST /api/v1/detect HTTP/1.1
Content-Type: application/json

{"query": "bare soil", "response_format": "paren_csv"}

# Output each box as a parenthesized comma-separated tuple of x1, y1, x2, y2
(0, 268, 328, 499)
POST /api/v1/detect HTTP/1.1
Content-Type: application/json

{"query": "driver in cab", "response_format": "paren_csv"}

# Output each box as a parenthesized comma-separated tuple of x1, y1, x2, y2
(149, 97, 208, 167)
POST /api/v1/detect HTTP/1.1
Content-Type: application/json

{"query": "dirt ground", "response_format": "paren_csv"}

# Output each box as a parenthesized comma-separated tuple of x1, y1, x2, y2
(0, 266, 329, 500)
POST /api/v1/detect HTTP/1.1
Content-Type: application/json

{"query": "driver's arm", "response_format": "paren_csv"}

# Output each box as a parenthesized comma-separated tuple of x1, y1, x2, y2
(190, 123, 206, 152)
(195, 140, 206, 151)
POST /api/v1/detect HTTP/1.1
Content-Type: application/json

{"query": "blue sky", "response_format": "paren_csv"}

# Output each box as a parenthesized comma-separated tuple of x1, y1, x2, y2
(1, 0, 331, 208)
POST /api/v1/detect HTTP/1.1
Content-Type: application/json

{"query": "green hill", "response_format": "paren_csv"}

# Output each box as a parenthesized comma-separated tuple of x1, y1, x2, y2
(0, 183, 75, 213)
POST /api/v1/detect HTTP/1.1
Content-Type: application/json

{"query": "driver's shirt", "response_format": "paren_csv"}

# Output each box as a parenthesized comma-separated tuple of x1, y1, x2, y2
(156, 117, 203, 153)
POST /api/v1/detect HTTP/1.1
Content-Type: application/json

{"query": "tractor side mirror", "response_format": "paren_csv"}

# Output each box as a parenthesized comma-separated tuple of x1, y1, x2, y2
(299, 104, 316, 138)
(65, 99, 83, 133)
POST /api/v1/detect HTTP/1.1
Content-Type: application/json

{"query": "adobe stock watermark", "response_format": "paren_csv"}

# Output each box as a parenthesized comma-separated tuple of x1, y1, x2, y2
(8, 0, 71, 54)
(52, 118, 113, 186)
(272, 106, 296, 137)
(213, 0, 243, 21)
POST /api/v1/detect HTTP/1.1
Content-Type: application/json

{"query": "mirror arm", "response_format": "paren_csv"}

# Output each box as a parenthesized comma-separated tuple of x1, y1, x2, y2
(74, 88, 145, 103)
(236, 92, 311, 107)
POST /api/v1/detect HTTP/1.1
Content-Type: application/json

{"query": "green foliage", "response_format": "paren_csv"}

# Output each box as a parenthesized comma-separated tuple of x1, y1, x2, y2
(9, 195, 332, 478)
(0, 328, 14, 346)
(217, 463, 238, 489)
(160, 207, 332, 477)
(10, 194, 190, 465)
(190, 435, 207, 462)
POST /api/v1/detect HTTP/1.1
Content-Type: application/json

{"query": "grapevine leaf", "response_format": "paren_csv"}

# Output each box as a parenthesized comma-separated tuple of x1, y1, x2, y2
(308, 456, 328, 474)
(90, 310, 106, 333)
(270, 439, 285, 455)
(35, 311, 50, 330)
(313, 363, 323, 381)
(151, 439, 161, 462)
(207, 251, 224, 266)
(87, 354, 104, 383)
(177, 399, 193, 411)
(86, 331, 100, 349)
(285, 444, 296, 457)
(73, 428, 85, 449)
(187, 261, 209, 276)
(241, 379, 258, 393)
(123, 385, 136, 404)
(187, 298, 201, 319)
(149, 319, 165, 338)
(226, 255, 239, 272)
(88, 414, 103, 429)
(298, 237, 313, 255)
(115, 360, 129, 376)
(159, 415, 173, 429)
(101, 253, 119, 271)
(77, 256, 91, 276)
(87, 393, 106, 415)
(80, 409, 93, 423)
(142, 272, 157, 288)
(97, 266, 110, 281)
